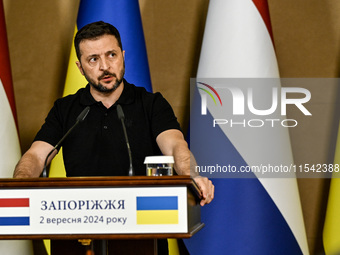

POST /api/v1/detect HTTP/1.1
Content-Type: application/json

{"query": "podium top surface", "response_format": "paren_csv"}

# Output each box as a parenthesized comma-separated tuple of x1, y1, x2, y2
(0, 176, 201, 199)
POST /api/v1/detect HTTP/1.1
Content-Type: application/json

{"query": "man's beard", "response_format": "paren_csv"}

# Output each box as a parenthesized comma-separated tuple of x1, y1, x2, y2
(84, 66, 125, 94)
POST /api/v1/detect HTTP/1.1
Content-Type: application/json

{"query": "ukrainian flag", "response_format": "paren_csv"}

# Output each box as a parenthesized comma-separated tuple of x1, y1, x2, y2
(323, 124, 340, 254)
(49, 0, 152, 177)
(137, 196, 178, 225)
(46, 0, 154, 253)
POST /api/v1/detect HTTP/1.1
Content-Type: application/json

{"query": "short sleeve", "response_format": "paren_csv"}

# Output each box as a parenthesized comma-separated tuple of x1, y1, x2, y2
(34, 100, 64, 147)
(150, 92, 182, 139)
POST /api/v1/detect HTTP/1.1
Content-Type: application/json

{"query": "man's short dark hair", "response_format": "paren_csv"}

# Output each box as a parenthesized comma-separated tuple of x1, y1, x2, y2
(74, 21, 123, 60)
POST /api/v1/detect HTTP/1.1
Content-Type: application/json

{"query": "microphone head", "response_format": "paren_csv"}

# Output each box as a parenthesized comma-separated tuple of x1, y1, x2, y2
(117, 104, 125, 120)
(76, 106, 90, 122)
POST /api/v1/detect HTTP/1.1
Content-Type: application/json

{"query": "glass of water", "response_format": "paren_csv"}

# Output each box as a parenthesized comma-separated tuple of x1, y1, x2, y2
(144, 156, 174, 176)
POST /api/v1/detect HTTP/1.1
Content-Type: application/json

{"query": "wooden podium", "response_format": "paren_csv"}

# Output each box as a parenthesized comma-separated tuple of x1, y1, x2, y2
(0, 176, 203, 254)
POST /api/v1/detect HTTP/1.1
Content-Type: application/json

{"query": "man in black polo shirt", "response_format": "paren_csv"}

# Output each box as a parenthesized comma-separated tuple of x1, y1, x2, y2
(13, 21, 214, 206)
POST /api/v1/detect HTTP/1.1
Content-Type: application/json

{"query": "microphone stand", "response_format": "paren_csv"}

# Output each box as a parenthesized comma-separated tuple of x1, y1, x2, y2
(117, 104, 134, 176)
(41, 106, 90, 178)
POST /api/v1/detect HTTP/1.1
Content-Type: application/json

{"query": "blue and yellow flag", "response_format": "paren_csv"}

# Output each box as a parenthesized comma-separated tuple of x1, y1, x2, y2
(49, 0, 152, 177)
(46, 0, 157, 253)
(323, 124, 340, 254)
(137, 196, 179, 225)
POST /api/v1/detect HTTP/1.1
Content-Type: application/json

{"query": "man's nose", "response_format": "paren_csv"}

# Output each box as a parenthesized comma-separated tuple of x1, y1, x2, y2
(99, 58, 109, 70)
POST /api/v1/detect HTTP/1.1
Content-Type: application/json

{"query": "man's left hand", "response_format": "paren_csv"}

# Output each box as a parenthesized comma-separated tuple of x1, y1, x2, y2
(193, 176, 214, 206)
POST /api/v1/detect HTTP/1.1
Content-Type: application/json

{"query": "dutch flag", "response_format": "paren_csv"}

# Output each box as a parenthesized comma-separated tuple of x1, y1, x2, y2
(184, 0, 309, 254)
(0, 198, 30, 226)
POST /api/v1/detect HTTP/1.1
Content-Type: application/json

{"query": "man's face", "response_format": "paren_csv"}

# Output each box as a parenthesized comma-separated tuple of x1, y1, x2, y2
(76, 34, 125, 94)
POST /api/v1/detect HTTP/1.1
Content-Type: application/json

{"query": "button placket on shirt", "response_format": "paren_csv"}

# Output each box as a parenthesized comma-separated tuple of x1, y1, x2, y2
(103, 111, 109, 130)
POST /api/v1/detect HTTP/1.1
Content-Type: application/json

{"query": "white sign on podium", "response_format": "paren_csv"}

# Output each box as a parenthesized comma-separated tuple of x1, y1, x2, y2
(0, 186, 188, 236)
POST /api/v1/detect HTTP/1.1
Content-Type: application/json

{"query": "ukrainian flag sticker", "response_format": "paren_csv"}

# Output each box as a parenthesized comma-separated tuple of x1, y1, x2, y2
(136, 196, 178, 225)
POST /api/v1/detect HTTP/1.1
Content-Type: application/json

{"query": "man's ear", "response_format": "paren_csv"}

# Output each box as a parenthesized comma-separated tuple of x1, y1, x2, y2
(76, 61, 84, 75)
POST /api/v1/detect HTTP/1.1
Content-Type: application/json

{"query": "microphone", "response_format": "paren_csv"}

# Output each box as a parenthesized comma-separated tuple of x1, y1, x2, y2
(117, 104, 134, 176)
(41, 106, 90, 178)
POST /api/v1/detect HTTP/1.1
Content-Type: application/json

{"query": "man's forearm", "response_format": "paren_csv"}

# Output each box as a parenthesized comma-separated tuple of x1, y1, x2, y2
(155, 129, 214, 205)
(172, 141, 199, 177)
(13, 153, 43, 178)
(156, 129, 198, 177)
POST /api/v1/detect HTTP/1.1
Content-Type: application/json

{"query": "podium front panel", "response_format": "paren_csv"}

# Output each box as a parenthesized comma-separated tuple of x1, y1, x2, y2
(0, 176, 203, 239)
(0, 186, 188, 235)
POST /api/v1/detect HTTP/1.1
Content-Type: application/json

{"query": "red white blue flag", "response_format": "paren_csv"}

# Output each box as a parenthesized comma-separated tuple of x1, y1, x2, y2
(184, 0, 309, 254)
(0, 0, 21, 178)
(0, 0, 33, 253)
(0, 198, 30, 226)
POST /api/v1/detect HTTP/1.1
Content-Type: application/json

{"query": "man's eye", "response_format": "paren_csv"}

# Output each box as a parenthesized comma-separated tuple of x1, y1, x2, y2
(109, 53, 115, 58)
(89, 57, 97, 63)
